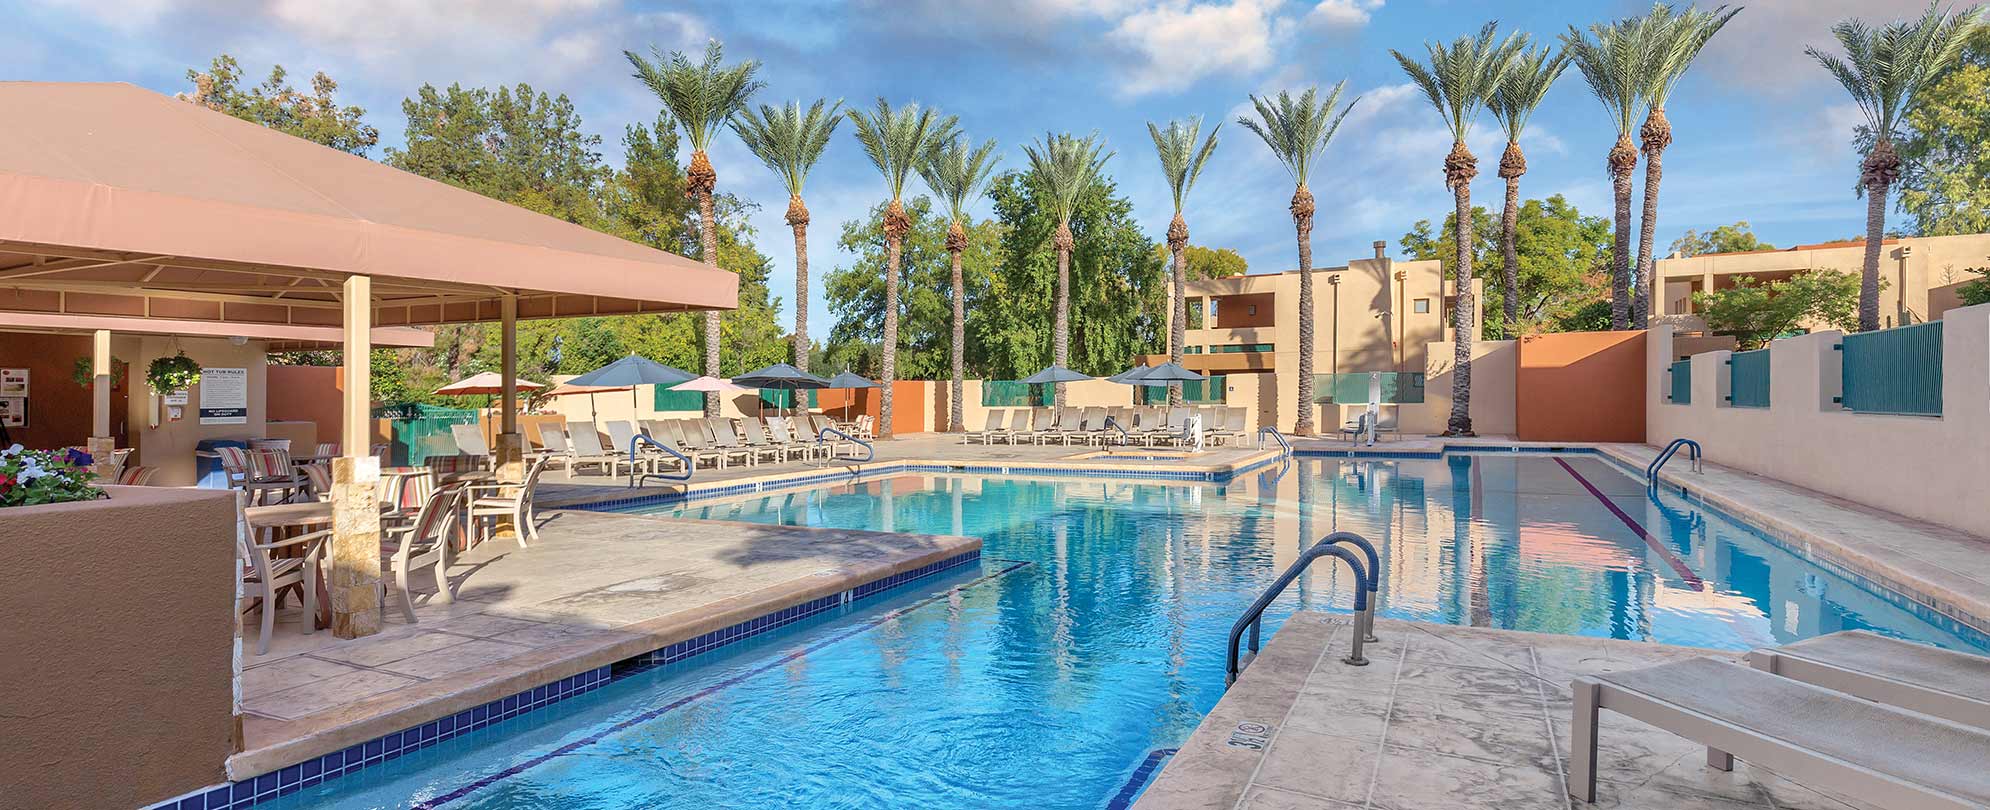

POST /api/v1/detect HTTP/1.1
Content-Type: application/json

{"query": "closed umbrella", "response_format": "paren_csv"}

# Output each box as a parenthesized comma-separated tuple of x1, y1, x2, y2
(563, 355, 696, 422)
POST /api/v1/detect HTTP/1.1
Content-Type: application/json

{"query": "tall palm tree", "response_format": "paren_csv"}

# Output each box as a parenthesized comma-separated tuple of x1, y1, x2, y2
(1147, 116, 1221, 407)
(1236, 85, 1356, 435)
(917, 135, 1001, 432)
(1562, 19, 1647, 329)
(1810, 2, 1982, 331)
(1021, 131, 1112, 408)
(1394, 22, 1523, 437)
(731, 98, 843, 372)
(1633, 4, 1740, 329)
(848, 99, 957, 439)
(1487, 47, 1569, 338)
(626, 40, 762, 416)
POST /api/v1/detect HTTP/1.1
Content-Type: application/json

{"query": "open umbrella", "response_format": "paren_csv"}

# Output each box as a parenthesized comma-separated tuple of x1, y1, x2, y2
(563, 355, 696, 422)
(432, 371, 546, 397)
(734, 363, 830, 418)
(1107, 364, 1154, 404)
(824, 371, 878, 421)
(1022, 364, 1091, 409)
(672, 375, 753, 393)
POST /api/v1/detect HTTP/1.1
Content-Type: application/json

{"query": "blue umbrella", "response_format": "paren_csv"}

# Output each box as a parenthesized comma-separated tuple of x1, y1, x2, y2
(1131, 362, 1205, 386)
(1106, 364, 1153, 384)
(823, 371, 877, 420)
(733, 363, 831, 417)
(564, 355, 696, 419)
(1020, 364, 1093, 384)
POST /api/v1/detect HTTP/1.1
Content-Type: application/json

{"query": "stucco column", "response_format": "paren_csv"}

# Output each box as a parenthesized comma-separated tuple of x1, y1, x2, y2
(88, 329, 116, 480)
(330, 275, 382, 638)
(490, 296, 525, 539)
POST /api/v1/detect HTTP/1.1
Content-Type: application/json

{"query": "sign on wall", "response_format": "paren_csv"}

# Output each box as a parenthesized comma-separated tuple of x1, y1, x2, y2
(0, 396, 24, 428)
(0, 368, 27, 396)
(198, 367, 248, 425)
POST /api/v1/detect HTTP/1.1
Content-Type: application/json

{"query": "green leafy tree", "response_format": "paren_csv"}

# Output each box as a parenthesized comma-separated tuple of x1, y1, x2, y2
(1563, 17, 1647, 328)
(387, 83, 610, 226)
(626, 40, 763, 414)
(1692, 270, 1862, 349)
(1402, 194, 1612, 335)
(731, 98, 843, 371)
(1394, 22, 1523, 436)
(917, 135, 1001, 430)
(1633, 4, 1740, 328)
(1810, 2, 1983, 331)
(1152, 244, 1248, 280)
(1669, 221, 1774, 256)
(1021, 131, 1114, 407)
(1554, 299, 1615, 332)
(1147, 116, 1221, 405)
(180, 54, 379, 155)
(821, 196, 1000, 383)
(1236, 85, 1357, 434)
(1874, 28, 1990, 236)
(847, 99, 958, 438)
(1956, 267, 1990, 305)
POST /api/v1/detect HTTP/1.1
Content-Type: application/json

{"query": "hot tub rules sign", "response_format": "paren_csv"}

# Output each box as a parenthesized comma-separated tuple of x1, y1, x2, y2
(198, 367, 248, 425)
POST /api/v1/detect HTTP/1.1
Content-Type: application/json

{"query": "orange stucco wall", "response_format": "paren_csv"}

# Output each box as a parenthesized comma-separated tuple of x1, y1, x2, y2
(1214, 293, 1277, 328)
(815, 381, 930, 436)
(265, 364, 344, 445)
(1516, 331, 1646, 442)
(0, 332, 129, 450)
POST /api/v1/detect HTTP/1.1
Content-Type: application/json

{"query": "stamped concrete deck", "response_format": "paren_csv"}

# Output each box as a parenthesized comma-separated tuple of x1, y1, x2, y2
(234, 507, 977, 780)
(1137, 615, 1877, 810)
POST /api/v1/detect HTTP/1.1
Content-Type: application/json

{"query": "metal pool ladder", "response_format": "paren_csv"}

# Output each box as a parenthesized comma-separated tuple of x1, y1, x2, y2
(815, 424, 874, 464)
(1257, 426, 1292, 455)
(1646, 438, 1702, 488)
(1226, 531, 1380, 686)
(627, 433, 692, 487)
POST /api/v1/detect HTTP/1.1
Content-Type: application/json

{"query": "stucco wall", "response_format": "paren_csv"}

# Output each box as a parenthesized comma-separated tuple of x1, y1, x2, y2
(0, 331, 128, 449)
(1402, 339, 1518, 437)
(266, 364, 345, 446)
(0, 485, 237, 808)
(1515, 331, 1646, 442)
(122, 335, 270, 485)
(1646, 305, 1990, 539)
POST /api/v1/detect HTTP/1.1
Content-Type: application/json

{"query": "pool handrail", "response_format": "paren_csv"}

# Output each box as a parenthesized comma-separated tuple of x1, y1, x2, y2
(817, 424, 874, 463)
(1226, 532, 1372, 686)
(1257, 426, 1291, 456)
(626, 432, 692, 487)
(1101, 415, 1132, 445)
(1647, 438, 1702, 488)
(1321, 530, 1381, 644)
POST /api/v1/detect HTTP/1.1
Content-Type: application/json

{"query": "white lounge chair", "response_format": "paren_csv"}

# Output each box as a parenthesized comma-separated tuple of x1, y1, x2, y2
(766, 416, 828, 462)
(448, 423, 493, 467)
(1570, 656, 1990, 807)
(679, 419, 751, 468)
(1747, 630, 1990, 731)
(807, 414, 861, 457)
(560, 423, 621, 476)
(607, 420, 682, 477)
(710, 418, 774, 465)
(964, 409, 1009, 445)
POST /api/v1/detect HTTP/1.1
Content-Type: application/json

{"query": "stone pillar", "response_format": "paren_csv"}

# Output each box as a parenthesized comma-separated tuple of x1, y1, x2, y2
(89, 329, 116, 480)
(331, 274, 382, 638)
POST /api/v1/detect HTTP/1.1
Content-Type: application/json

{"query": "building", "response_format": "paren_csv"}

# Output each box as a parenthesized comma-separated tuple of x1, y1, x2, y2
(1140, 241, 1480, 432)
(1650, 233, 1990, 330)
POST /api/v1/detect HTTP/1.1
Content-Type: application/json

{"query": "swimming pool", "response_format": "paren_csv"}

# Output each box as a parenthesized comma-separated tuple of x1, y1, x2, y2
(264, 451, 1983, 809)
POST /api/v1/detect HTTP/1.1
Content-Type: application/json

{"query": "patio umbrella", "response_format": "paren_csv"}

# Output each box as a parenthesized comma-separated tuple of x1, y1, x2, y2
(563, 355, 696, 422)
(1107, 364, 1154, 404)
(1021, 364, 1092, 410)
(824, 371, 878, 421)
(432, 371, 546, 411)
(1131, 362, 1207, 409)
(733, 363, 831, 418)
(671, 375, 753, 393)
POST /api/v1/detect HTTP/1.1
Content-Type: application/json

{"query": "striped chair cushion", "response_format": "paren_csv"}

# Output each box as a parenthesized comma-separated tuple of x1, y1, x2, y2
(301, 463, 332, 496)
(116, 466, 157, 486)
(424, 454, 481, 476)
(213, 446, 249, 473)
(245, 449, 292, 482)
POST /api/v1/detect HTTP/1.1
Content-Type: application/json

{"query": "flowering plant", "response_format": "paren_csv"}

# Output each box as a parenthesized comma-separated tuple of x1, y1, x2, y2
(147, 352, 202, 393)
(0, 445, 104, 508)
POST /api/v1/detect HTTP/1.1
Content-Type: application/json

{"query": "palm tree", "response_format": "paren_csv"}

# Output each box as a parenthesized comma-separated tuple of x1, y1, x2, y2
(917, 135, 1001, 432)
(1394, 22, 1523, 437)
(1236, 85, 1357, 435)
(1021, 131, 1112, 408)
(626, 40, 762, 416)
(1632, 4, 1740, 329)
(1147, 116, 1221, 407)
(1562, 19, 1646, 329)
(848, 99, 958, 439)
(1487, 47, 1569, 338)
(1810, 2, 1982, 331)
(731, 98, 843, 372)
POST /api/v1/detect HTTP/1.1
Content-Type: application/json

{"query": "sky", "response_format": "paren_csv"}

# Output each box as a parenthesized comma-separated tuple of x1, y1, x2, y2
(3, 0, 1931, 334)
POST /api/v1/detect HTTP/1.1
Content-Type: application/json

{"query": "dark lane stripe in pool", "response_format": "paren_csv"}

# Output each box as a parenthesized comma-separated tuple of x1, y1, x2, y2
(1553, 458, 1705, 591)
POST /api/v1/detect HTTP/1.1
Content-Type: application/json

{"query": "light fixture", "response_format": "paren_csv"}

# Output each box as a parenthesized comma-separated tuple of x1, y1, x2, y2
(228, 335, 248, 346)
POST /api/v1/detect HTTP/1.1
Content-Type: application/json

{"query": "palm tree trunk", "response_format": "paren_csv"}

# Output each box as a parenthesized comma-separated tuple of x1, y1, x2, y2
(882, 232, 900, 440)
(1445, 143, 1477, 437)
(1634, 110, 1671, 331)
(1498, 149, 1521, 339)
(949, 240, 965, 433)
(1292, 186, 1317, 436)
(1860, 179, 1887, 331)
(698, 188, 721, 417)
(789, 196, 810, 372)
(1053, 223, 1072, 409)
(1167, 213, 1188, 408)
(1607, 137, 1637, 331)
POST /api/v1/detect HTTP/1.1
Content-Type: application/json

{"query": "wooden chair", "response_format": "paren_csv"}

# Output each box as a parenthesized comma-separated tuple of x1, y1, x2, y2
(236, 494, 327, 655)
(463, 456, 550, 549)
(382, 484, 460, 623)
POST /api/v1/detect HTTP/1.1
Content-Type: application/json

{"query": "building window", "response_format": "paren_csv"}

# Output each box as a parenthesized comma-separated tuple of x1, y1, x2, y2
(1183, 346, 1203, 354)
(1413, 298, 1430, 314)
(1211, 343, 1273, 353)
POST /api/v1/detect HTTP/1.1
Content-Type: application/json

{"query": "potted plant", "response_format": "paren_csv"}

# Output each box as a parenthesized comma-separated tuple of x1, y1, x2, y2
(146, 352, 202, 393)
(70, 356, 129, 389)
(0, 445, 102, 507)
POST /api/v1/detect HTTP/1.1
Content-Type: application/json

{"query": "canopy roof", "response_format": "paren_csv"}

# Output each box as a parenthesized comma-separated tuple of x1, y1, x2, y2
(0, 82, 737, 329)
(0, 310, 432, 350)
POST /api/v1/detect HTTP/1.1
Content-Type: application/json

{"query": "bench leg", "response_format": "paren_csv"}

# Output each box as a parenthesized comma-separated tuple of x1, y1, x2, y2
(1706, 747, 1734, 771)
(1570, 679, 1601, 803)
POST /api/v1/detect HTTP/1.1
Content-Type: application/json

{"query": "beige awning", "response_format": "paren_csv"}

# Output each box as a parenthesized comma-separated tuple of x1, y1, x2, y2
(0, 310, 433, 350)
(0, 82, 737, 326)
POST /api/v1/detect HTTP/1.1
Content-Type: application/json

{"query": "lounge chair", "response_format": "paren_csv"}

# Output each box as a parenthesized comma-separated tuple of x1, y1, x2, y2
(529, 424, 571, 471)
(1078, 406, 1110, 446)
(994, 409, 1032, 445)
(382, 484, 459, 623)
(964, 409, 1008, 445)
(560, 423, 621, 476)
(807, 414, 861, 457)
(709, 418, 772, 465)
(850, 414, 876, 439)
(738, 417, 799, 463)
(1045, 408, 1085, 446)
(448, 423, 493, 467)
(1011, 408, 1051, 445)
(606, 420, 681, 477)
(1570, 656, 1990, 807)
(678, 419, 751, 468)
(463, 456, 549, 549)
(1747, 630, 1990, 731)
(766, 416, 828, 462)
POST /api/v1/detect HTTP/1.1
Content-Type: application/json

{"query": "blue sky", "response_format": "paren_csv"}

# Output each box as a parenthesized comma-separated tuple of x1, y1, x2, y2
(4, 0, 1923, 332)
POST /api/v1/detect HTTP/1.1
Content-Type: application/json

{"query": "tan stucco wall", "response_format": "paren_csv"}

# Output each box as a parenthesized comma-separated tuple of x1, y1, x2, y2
(1653, 233, 1990, 329)
(123, 336, 270, 485)
(1646, 304, 1990, 539)
(1403, 339, 1517, 436)
(0, 485, 237, 808)
(1514, 331, 1645, 443)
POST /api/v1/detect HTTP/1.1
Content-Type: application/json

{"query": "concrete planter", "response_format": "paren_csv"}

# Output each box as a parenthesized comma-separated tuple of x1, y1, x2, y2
(0, 485, 238, 808)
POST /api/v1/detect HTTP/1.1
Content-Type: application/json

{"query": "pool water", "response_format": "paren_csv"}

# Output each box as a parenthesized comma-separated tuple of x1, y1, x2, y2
(267, 452, 1982, 809)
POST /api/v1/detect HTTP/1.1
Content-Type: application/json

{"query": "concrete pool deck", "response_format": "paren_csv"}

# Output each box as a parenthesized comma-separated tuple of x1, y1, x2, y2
(1135, 614, 1879, 810)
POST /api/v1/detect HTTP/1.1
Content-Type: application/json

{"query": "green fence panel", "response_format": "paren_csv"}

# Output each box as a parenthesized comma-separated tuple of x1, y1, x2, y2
(1840, 321, 1943, 415)
(982, 380, 1048, 407)
(1727, 350, 1770, 408)
(372, 403, 480, 466)
(1315, 372, 1425, 404)
(1137, 374, 1227, 404)
(757, 389, 819, 410)
(652, 382, 705, 412)
(1668, 360, 1691, 404)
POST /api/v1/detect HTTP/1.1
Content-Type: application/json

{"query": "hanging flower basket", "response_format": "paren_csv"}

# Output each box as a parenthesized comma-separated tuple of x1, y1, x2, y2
(147, 352, 202, 393)
(71, 356, 129, 389)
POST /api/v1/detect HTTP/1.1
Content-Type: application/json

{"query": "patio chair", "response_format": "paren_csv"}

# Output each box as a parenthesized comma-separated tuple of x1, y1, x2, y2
(1014, 407, 1055, 445)
(851, 414, 876, 440)
(115, 465, 158, 486)
(560, 423, 621, 476)
(767, 416, 829, 462)
(239, 447, 307, 504)
(301, 463, 332, 500)
(236, 494, 327, 655)
(1746, 630, 1990, 731)
(382, 484, 461, 623)
(1041, 408, 1080, 446)
(312, 442, 340, 460)
(104, 447, 133, 480)
(992, 409, 1032, 445)
(1570, 656, 1990, 807)
(605, 420, 678, 477)
(738, 417, 799, 464)
(1224, 407, 1249, 444)
(964, 409, 1009, 445)
(1077, 407, 1110, 446)
(527, 425, 570, 471)
(463, 455, 550, 550)
(668, 419, 745, 469)
(708, 418, 770, 465)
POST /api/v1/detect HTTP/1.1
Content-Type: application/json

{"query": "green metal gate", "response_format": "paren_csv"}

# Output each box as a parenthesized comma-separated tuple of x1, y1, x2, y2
(374, 404, 480, 466)
(1840, 321, 1943, 415)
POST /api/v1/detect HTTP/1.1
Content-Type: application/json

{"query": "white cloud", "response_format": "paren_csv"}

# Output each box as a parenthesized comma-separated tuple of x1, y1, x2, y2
(1699, 0, 1932, 94)
(1305, 0, 1382, 30)
(1108, 0, 1285, 98)
(263, 0, 615, 76)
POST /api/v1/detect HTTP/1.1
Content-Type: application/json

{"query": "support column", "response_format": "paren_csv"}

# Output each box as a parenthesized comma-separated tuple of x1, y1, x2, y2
(492, 295, 525, 539)
(331, 275, 382, 639)
(87, 329, 116, 480)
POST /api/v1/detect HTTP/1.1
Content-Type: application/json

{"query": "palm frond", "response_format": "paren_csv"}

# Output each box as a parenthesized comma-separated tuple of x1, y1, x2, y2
(917, 135, 1002, 224)
(847, 97, 959, 200)
(625, 40, 763, 152)
(1391, 22, 1528, 142)
(1489, 45, 1570, 142)
(1021, 131, 1113, 225)
(730, 98, 843, 196)
(1642, 4, 1742, 108)
(1235, 81, 1358, 186)
(1806, 0, 1985, 140)
(1561, 18, 1649, 137)
(1148, 116, 1221, 211)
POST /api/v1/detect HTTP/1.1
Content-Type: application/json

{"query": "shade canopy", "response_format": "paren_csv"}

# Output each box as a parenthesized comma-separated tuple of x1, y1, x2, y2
(825, 371, 878, 389)
(1107, 364, 1154, 384)
(1131, 362, 1207, 386)
(432, 372, 545, 397)
(0, 311, 432, 351)
(671, 375, 751, 393)
(563, 355, 696, 389)
(0, 83, 737, 328)
(733, 363, 830, 390)
(1020, 365, 1094, 384)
